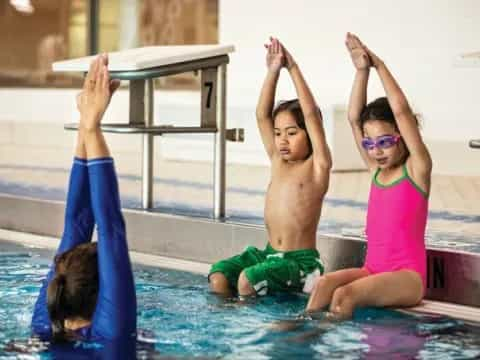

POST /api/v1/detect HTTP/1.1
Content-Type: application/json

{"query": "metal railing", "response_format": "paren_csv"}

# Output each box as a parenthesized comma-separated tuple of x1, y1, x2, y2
(65, 55, 244, 219)
(469, 139, 480, 149)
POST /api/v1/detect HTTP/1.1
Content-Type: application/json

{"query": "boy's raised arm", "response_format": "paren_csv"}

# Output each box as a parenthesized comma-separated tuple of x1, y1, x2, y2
(256, 37, 283, 160)
(279, 39, 332, 171)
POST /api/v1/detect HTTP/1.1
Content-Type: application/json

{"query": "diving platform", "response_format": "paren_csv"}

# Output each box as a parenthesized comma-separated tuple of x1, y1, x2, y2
(53, 45, 242, 219)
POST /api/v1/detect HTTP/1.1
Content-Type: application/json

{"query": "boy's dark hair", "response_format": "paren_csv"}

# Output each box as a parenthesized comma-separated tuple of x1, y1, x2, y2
(272, 99, 317, 157)
(359, 96, 419, 134)
(47, 242, 98, 342)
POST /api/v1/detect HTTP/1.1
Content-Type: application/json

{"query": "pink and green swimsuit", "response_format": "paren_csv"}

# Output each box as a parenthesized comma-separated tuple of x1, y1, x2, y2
(364, 164, 428, 290)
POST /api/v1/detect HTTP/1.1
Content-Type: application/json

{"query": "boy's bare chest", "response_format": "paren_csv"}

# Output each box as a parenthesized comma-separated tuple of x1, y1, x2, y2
(266, 164, 322, 206)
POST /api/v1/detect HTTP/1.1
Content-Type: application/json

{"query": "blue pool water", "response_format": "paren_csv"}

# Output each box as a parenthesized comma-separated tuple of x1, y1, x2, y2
(1, 241, 480, 359)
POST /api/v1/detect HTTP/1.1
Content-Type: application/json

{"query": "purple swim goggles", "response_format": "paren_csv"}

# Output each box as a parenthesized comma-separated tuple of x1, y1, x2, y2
(361, 135, 401, 150)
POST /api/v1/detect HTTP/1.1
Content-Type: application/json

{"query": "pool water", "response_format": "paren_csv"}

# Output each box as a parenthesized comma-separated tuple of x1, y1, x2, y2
(1, 241, 480, 359)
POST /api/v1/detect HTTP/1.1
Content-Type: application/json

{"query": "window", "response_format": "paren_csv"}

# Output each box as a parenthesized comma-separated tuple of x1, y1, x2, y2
(0, 0, 218, 89)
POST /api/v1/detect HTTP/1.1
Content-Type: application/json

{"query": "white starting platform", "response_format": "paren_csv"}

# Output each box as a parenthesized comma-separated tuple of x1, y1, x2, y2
(53, 45, 242, 219)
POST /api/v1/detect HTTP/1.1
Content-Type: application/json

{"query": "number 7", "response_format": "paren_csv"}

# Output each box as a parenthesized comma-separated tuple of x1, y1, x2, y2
(204, 81, 213, 109)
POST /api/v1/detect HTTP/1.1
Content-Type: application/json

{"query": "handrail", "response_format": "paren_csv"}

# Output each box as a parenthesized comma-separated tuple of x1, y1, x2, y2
(469, 139, 480, 149)
(57, 46, 240, 219)
(64, 123, 217, 134)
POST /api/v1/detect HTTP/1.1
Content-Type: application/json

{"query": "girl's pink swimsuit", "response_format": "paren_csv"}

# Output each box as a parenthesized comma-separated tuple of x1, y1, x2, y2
(364, 164, 428, 290)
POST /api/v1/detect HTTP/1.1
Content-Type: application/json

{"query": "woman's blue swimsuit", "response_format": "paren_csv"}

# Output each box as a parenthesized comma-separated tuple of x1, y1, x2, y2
(31, 157, 136, 343)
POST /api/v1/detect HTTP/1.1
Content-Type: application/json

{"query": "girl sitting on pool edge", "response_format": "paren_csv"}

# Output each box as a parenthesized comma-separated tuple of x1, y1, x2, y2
(31, 55, 136, 344)
(305, 33, 432, 319)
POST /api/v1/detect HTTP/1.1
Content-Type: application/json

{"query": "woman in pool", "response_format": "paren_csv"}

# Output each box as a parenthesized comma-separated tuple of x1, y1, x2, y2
(306, 33, 432, 318)
(31, 54, 136, 343)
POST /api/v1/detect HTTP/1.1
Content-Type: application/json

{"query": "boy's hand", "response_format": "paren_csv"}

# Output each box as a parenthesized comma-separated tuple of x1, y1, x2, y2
(264, 37, 285, 73)
(345, 32, 370, 70)
(77, 54, 120, 131)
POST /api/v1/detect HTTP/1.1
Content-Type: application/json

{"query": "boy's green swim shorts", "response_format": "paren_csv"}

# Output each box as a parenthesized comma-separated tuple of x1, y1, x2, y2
(209, 244, 324, 295)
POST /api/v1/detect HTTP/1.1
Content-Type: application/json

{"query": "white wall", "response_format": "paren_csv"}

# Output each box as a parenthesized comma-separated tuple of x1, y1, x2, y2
(220, 0, 480, 142)
(1, 0, 479, 174)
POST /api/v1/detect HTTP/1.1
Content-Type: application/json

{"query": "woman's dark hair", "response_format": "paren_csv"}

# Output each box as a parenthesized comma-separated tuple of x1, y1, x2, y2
(46, 242, 98, 342)
(359, 96, 419, 134)
(272, 99, 317, 157)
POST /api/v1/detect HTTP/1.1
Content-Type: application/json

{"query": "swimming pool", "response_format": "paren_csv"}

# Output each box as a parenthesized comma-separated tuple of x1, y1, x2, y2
(1, 240, 480, 359)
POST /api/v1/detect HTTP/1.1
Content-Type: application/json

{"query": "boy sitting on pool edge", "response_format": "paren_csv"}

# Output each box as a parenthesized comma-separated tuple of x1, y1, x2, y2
(208, 37, 332, 297)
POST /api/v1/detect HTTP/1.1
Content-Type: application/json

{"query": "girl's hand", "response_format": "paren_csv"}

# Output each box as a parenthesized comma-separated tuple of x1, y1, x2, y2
(347, 33, 384, 69)
(77, 54, 120, 131)
(345, 32, 370, 70)
(278, 39, 296, 70)
(363, 45, 384, 69)
(264, 36, 285, 73)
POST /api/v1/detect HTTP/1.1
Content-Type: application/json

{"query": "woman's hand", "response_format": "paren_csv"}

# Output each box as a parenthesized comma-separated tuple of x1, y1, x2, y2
(77, 54, 120, 131)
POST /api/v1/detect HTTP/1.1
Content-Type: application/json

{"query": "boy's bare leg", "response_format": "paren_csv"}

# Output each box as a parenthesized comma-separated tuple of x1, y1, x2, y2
(209, 273, 233, 297)
(237, 270, 255, 297)
(329, 270, 423, 319)
(305, 268, 369, 313)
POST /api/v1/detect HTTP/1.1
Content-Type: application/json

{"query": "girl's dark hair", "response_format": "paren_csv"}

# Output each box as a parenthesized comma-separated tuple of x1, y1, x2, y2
(359, 96, 419, 134)
(359, 97, 397, 133)
(272, 99, 317, 157)
(360, 97, 420, 161)
(46, 242, 98, 342)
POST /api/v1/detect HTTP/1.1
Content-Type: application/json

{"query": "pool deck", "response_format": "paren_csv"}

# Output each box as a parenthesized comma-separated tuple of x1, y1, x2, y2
(0, 144, 478, 252)
(2, 228, 479, 324)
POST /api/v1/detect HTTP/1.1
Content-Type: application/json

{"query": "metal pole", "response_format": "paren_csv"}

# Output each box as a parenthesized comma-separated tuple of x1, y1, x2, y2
(88, 0, 99, 55)
(142, 79, 154, 209)
(469, 139, 480, 149)
(213, 64, 227, 219)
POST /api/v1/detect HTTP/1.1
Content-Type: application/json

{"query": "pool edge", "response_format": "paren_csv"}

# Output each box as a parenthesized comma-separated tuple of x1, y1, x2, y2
(2, 227, 480, 325)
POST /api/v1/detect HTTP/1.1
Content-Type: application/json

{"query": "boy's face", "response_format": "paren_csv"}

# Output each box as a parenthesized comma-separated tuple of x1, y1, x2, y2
(363, 120, 406, 169)
(274, 111, 310, 161)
